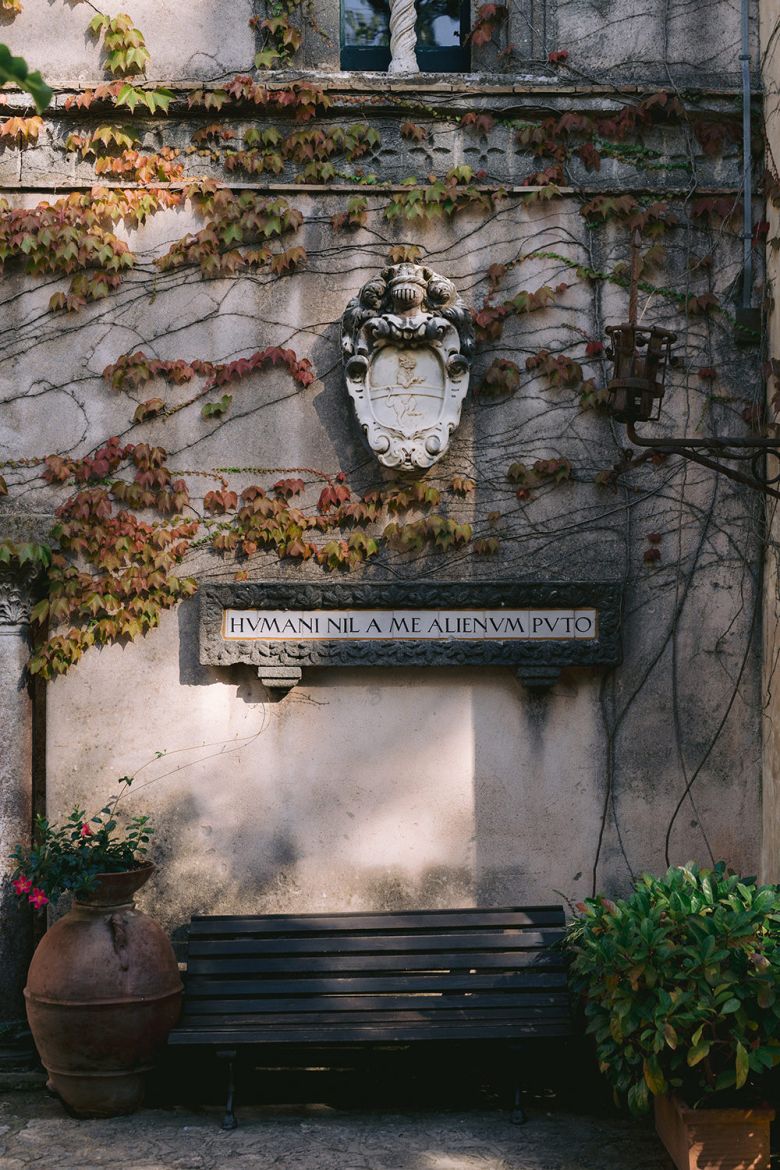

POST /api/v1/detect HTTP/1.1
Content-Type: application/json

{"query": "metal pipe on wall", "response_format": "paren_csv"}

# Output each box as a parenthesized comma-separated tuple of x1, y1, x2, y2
(741, 0, 754, 308)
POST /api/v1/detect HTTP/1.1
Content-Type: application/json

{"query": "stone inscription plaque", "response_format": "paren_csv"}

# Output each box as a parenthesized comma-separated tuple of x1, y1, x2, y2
(223, 608, 598, 641)
(200, 582, 622, 694)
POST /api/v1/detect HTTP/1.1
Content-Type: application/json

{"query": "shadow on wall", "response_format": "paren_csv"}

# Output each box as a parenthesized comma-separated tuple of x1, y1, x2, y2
(470, 669, 607, 908)
(309, 315, 374, 481)
(171, 603, 608, 921)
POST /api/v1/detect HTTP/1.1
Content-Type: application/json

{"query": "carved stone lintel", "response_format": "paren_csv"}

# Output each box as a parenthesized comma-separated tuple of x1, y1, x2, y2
(388, 0, 419, 73)
(203, 582, 623, 688)
(342, 263, 474, 469)
(258, 666, 303, 699)
(0, 565, 41, 629)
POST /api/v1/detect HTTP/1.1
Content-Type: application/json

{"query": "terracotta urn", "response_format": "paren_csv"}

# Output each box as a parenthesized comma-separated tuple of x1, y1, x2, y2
(24, 863, 182, 1117)
(654, 1092, 775, 1170)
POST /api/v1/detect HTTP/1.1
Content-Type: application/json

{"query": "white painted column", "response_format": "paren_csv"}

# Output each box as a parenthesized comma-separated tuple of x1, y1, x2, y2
(0, 567, 36, 1019)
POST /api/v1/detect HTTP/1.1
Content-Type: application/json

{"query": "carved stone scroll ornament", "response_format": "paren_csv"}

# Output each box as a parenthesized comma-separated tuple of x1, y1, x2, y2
(341, 263, 474, 470)
(388, 0, 419, 73)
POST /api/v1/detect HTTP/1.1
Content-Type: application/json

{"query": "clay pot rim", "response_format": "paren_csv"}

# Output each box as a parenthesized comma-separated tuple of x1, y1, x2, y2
(73, 861, 155, 907)
(661, 1092, 776, 1123)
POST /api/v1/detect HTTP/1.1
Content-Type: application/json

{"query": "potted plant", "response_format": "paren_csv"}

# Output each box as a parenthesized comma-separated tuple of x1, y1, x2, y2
(10, 776, 155, 908)
(9, 777, 182, 1119)
(565, 862, 780, 1170)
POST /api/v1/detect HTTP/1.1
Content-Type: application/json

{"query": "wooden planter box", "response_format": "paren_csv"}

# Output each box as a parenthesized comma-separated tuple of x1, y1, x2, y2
(654, 1093, 775, 1170)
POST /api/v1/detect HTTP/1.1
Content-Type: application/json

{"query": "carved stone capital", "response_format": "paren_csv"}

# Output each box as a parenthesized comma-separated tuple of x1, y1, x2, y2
(342, 263, 474, 470)
(0, 564, 41, 628)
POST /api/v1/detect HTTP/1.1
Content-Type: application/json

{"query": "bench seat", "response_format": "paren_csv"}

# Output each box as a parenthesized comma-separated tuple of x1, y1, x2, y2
(168, 905, 571, 1125)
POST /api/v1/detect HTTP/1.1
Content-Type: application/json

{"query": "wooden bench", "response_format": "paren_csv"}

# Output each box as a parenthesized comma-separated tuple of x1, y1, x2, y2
(168, 905, 571, 1128)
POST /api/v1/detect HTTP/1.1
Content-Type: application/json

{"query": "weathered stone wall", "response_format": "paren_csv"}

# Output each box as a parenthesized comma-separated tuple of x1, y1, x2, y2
(0, 0, 767, 953)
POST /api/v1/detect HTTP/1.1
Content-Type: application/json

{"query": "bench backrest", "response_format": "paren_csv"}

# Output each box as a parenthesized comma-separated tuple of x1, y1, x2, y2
(176, 906, 570, 1044)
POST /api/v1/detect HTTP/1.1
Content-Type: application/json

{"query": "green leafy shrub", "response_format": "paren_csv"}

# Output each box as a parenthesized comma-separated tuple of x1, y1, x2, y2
(565, 862, 780, 1114)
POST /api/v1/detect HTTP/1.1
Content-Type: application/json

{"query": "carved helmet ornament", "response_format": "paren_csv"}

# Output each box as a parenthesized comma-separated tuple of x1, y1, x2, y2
(341, 263, 474, 470)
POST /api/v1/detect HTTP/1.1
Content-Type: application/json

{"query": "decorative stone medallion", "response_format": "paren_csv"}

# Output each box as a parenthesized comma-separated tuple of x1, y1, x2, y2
(341, 263, 474, 470)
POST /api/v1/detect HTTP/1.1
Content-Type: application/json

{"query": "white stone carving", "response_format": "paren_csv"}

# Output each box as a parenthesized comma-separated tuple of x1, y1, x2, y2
(341, 263, 474, 470)
(388, 0, 419, 73)
(0, 565, 39, 627)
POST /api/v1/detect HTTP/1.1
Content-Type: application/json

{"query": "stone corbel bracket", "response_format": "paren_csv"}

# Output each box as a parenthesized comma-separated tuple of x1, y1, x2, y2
(257, 665, 302, 699)
(199, 581, 624, 698)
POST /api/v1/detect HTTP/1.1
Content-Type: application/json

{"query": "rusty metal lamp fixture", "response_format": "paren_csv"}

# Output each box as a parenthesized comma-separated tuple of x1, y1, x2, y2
(604, 231, 780, 499)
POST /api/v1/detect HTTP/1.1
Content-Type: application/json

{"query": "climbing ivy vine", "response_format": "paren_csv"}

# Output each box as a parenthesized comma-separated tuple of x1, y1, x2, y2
(0, 0, 765, 719)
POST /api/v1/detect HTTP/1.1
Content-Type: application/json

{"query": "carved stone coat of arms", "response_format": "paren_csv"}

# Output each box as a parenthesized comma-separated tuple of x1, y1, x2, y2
(341, 263, 474, 470)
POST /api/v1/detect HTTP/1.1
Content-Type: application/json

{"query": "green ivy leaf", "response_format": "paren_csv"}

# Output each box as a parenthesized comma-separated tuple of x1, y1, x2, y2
(0, 45, 52, 112)
(201, 393, 233, 419)
(116, 83, 140, 112)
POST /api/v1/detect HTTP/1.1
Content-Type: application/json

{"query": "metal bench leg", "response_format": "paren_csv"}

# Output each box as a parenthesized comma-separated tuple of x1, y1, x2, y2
(511, 1081, 527, 1125)
(218, 1049, 238, 1130)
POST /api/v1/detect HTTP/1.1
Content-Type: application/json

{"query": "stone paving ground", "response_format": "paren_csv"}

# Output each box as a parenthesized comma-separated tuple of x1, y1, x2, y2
(0, 1091, 675, 1170)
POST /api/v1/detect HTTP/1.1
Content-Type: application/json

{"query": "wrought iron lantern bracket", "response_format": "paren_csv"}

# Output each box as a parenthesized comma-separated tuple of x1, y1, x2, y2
(604, 229, 777, 499)
(624, 422, 780, 499)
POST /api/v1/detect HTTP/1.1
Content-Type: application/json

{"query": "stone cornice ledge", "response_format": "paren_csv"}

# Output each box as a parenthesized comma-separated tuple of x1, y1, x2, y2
(0, 74, 749, 116)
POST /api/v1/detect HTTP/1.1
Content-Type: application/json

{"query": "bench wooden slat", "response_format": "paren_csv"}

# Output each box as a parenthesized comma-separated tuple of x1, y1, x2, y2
(186, 929, 563, 958)
(185, 952, 566, 976)
(180, 972, 562, 997)
(169, 1020, 572, 1045)
(181, 992, 569, 1014)
(187, 908, 565, 936)
(178, 1008, 571, 1027)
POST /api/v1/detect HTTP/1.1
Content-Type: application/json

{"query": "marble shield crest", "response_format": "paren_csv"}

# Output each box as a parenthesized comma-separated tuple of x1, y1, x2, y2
(341, 263, 474, 470)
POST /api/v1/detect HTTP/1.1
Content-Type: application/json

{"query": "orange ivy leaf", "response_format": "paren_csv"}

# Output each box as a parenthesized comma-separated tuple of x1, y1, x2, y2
(133, 398, 165, 423)
(450, 475, 476, 495)
(203, 489, 238, 514)
(0, 115, 42, 145)
(473, 537, 500, 555)
(273, 477, 305, 497)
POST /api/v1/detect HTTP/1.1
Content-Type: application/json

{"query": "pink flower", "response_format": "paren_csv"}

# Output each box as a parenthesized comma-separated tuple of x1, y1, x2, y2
(29, 888, 48, 909)
(12, 876, 32, 896)
(80, 823, 93, 838)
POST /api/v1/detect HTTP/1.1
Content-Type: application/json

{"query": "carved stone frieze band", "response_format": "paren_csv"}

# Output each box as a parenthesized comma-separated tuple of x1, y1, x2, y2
(341, 263, 474, 470)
